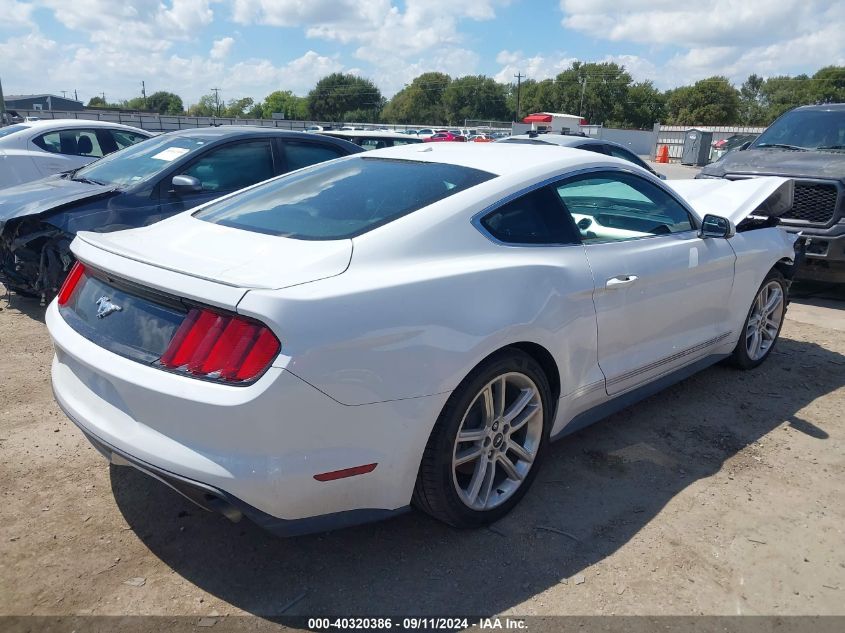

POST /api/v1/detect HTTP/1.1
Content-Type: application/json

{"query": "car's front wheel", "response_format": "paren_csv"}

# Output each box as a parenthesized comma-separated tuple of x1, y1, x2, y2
(730, 269, 788, 369)
(413, 349, 551, 527)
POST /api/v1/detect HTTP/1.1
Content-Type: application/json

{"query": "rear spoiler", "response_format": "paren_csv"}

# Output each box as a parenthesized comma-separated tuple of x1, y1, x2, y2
(665, 177, 794, 225)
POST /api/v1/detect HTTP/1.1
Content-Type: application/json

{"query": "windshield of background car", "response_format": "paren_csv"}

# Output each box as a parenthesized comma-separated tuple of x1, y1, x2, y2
(751, 109, 845, 150)
(72, 134, 214, 186)
(195, 157, 495, 240)
(0, 124, 29, 139)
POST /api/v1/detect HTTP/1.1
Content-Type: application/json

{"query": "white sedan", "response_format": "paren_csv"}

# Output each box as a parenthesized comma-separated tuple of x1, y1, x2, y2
(0, 119, 150, 189)
(46, 144, 799, 535)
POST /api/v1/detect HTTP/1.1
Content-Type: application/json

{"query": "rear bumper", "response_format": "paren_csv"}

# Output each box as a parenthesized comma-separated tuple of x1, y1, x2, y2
(63, 412, 407, 536)
(46, 300, 447, 534)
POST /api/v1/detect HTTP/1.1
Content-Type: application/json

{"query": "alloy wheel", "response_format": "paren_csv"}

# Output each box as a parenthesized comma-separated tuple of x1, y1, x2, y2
(745, 280, 785, 361)
(451, 372, 543, 511)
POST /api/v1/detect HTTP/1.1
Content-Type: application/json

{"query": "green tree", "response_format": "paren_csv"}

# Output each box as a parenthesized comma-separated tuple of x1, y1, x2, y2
(223, 97, 254, 118)
(760, 74, 811, 120)
(665, 76, 740, 125)
(307, 73, 383, 122)
(739, 74, 767, 125)
(186, 94, 218, 117)
(381, 72, 451, 125)
(262, 90, 308, 120)
(808, 66, 845, 104)
(553, 62, 633, 126)
(623, 81, 665, 128)
(441, 75, 509, 124)
(145, 91, 184, 115)
(87, 96, 106, 107)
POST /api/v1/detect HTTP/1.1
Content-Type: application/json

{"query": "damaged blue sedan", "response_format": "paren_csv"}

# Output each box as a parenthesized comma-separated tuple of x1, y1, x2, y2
(0, 127, 361, 302)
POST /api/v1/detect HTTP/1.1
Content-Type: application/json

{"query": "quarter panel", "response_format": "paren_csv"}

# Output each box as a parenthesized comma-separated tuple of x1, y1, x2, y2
(238, 247, 601, 406)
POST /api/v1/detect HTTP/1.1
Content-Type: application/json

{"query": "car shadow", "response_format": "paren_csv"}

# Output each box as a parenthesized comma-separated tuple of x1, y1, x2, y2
(0, 287, 46, 324)
(109, 335, 842, 617)
(790, 280, 845, 306)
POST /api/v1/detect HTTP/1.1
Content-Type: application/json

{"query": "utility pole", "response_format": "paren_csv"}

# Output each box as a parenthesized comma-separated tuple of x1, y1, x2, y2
(0, 76, 6, 126)
(61, 90, 67, 98)
(102, 92, 106, 105)
(141, 80, 147, 110)
(513, 72, 524, 122)
(579, 77, 587, 118)
(210, 87, 221, 116)
(74, 89, 78, 101)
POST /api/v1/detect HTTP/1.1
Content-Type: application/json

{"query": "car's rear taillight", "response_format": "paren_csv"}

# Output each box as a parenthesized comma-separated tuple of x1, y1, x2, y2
(57, 261, 85, 305)
(160, 307, 281, 383)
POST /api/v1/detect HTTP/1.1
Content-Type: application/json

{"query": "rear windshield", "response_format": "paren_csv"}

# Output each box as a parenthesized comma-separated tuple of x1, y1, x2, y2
(0, 124, 29, 139)
(195, 157, 495, 240)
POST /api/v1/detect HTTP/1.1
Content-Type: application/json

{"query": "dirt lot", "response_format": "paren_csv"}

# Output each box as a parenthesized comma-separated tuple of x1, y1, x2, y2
(0, 283, 843, 619)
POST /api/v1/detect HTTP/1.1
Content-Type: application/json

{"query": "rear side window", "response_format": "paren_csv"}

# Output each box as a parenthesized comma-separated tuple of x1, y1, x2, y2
(284, 141, 345, 171)
(33, 129, 104, 157)
(480, 187, 578, 245)
(196, 157, 494, 240)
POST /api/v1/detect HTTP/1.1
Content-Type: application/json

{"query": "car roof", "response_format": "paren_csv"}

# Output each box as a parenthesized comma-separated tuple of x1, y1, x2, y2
(11, 119, 150, 134)
(794, 103, 845, 112)
(161, 126, 336, 140)
(505, 133, 599, 148)
(361, 142, 632, 177)
(319, 130, 419, 140)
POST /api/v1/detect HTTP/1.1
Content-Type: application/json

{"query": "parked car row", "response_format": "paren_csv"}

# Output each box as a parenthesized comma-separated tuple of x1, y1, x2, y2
(0, 128, 362, 301)
(0, 114, 811, 539)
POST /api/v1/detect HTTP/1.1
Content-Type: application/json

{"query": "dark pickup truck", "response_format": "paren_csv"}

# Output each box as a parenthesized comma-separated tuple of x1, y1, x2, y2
(698, 104, 845, 283)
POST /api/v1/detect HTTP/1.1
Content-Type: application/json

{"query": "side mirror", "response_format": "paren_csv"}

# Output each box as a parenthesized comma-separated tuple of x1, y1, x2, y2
(699, 214, 736, 239)
(171, 175, 202, 195)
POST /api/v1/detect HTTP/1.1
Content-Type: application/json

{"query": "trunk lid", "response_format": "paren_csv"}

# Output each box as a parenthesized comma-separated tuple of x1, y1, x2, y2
(75, 212, 352, 290)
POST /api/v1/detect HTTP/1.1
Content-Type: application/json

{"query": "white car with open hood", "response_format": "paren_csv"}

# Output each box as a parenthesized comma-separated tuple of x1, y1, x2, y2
(46, 143, 800, 535)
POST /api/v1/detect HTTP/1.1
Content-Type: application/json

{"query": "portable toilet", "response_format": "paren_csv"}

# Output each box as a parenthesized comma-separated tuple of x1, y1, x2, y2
(681, 128, 713, 166)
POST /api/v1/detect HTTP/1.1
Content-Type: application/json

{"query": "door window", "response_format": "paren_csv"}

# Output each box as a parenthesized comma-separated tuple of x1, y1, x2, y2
(33, 129, 105, 157)
(480, 186, 578, 245)
(283, 142, 345, 171)
(180, 140, 274, 192)
(555, 171, 693, 244)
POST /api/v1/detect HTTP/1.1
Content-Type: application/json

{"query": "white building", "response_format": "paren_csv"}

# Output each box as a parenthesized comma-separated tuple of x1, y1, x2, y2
(520, 112, 585, 134)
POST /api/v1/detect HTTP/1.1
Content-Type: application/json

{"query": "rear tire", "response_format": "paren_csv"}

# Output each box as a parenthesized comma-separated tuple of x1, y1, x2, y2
(412, 348, 552, 528)
(729, 269, 787, 370)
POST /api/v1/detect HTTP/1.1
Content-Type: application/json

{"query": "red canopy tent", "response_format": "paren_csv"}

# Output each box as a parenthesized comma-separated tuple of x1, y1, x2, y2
(522, 114, 553, 123)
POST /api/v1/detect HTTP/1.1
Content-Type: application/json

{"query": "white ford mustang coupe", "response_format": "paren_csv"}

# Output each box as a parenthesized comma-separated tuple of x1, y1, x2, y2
(46, 143, 799, 535)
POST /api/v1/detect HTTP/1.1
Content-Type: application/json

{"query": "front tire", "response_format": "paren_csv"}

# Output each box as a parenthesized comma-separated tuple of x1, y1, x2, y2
(729, 269, 787, 369)
(413, 348, 552, 527)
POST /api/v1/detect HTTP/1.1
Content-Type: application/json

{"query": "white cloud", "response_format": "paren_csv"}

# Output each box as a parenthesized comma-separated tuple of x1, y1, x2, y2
(0, 0, 35, 30)
(493, 50, 577, 84)
(233, 0, 508, 67)
(210, 36, 234, 59)
(559, 0, 845, 84)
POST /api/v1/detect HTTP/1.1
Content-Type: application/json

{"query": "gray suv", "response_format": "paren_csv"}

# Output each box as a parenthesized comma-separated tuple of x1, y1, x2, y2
(699, 104, 845, 283)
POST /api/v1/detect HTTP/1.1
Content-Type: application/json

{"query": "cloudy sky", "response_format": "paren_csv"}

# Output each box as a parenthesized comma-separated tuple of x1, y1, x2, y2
(1, 0, 843, 106)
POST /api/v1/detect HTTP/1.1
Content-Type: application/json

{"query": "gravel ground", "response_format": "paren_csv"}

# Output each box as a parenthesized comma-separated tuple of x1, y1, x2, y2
(0, 284, 843, 619)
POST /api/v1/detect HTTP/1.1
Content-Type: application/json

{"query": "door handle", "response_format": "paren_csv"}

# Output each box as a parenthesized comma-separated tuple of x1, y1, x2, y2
(606, 275, 638, 288)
